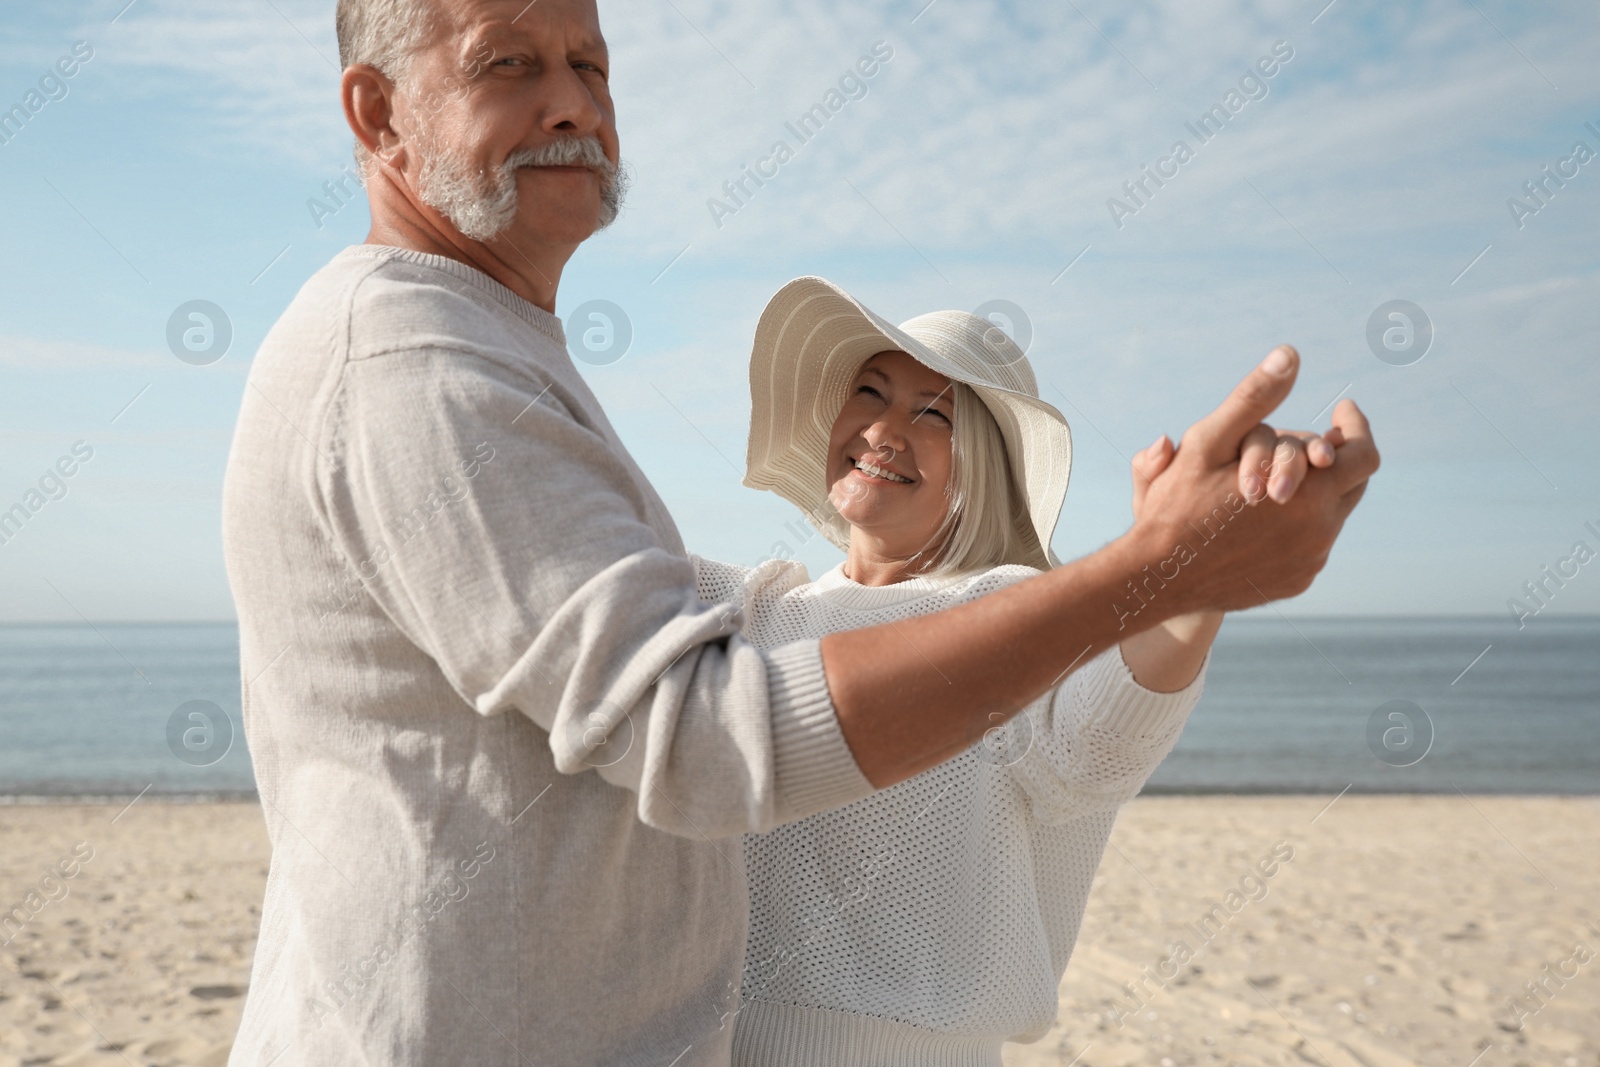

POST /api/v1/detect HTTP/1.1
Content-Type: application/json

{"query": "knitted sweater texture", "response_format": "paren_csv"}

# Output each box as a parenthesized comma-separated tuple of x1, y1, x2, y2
(221, 246, 875, 1066)
(691, 556, 1207, 1066)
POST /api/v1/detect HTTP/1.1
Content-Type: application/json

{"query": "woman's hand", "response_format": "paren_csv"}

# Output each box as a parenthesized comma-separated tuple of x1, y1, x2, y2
(1131, 424, 1344, 518)
(1235, 423, 1344, 505)
(1122, 434, 1224, 691)
(1120, 417, 1344, 690)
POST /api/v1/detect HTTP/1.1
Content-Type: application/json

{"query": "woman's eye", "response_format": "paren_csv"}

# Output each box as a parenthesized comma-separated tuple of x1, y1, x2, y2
(920, 407, 952, 424)
(857, 385, 883, 399)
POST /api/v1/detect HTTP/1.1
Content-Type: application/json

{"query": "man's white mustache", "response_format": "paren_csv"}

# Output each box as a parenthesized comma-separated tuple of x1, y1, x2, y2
(412, 130, 628, 240)
(506, 137, 615, 177)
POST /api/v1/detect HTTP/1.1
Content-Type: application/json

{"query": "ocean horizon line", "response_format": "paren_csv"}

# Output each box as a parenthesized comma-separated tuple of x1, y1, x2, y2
(6, 616, 1593, 799)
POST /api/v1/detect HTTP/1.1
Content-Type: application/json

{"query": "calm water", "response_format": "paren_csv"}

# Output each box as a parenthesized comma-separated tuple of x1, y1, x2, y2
(1143, 614, 1598, 794)
(0, 617, 1595, 797)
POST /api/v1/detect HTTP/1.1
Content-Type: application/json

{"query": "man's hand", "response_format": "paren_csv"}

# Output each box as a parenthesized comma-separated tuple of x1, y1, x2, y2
(1128, 345, 1380, 614)
(1118, 387, 1362, 693)
(1132, 418, 1349, 519)
(822, 344, 1378, 789)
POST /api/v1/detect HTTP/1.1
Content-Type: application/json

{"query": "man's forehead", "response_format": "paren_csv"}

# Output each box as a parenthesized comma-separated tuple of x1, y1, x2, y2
(440, 0, 607, 52)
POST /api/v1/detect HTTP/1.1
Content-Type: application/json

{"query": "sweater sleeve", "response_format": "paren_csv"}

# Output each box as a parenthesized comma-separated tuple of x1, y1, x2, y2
(689, 553, 757, 606)
(1006, 643, 1207, 824)
(314, 349, 874, 838)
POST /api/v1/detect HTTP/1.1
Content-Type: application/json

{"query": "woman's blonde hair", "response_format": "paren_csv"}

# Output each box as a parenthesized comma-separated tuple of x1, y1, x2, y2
(819, 379, 1051, 577)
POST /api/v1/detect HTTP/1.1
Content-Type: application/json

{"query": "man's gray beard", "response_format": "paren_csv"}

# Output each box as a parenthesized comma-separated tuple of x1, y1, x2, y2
(414, 130, 629, 242)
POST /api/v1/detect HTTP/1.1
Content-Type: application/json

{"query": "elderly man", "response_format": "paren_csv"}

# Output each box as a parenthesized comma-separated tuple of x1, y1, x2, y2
(220, 0, 1377, 1062)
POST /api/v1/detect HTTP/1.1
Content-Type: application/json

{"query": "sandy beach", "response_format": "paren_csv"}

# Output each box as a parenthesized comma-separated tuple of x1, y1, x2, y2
(1, 795, 1594, 1066)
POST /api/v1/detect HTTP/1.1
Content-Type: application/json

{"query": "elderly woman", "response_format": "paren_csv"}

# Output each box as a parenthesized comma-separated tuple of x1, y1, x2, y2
(691, 276, 1224, 1065)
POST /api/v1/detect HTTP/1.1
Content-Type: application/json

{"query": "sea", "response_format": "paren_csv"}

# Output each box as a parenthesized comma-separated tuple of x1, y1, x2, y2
(0, 616, 1595, 799)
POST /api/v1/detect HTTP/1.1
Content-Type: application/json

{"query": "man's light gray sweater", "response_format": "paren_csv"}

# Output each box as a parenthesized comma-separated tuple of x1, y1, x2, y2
(221, 245, 874, 1066)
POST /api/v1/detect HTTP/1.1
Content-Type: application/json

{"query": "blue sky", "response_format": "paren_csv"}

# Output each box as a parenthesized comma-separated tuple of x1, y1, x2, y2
(0, 0, 1596, 622)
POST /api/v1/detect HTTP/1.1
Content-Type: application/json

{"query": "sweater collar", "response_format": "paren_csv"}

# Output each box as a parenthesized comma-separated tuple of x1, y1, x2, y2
(809, 561, 982, 610)
(341, 244, 568, 349)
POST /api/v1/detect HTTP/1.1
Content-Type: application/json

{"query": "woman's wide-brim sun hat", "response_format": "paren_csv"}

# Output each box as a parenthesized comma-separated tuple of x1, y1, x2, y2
(744, 275, 1073, 567)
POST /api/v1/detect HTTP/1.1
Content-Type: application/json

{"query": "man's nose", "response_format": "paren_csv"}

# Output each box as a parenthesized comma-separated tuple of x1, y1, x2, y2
(540, 64, 603, 137)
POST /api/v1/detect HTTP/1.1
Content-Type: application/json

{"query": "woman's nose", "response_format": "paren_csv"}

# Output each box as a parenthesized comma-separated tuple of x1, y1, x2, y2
(862, 421, 908, 458)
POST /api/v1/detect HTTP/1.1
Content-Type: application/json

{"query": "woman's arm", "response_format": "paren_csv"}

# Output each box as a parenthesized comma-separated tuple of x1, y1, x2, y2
(1119, 434, 1226, 690)
(1120, 609, 1223, 691)
(1117, 418, 1347, 689)
(1005, 643, 1205, 824)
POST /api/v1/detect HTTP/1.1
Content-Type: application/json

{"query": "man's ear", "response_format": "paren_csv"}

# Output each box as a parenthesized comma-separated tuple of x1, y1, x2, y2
(343, 63, 406, 170)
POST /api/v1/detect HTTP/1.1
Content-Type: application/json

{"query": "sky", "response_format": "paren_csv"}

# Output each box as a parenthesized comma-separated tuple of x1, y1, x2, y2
(0, 0, 1597, 622)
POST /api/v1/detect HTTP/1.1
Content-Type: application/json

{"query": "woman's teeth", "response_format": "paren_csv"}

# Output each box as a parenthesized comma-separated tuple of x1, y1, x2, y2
(856, 458, 912, 483)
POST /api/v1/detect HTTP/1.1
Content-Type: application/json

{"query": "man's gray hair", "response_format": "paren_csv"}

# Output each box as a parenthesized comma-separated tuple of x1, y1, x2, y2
(336, 0, 440, 174)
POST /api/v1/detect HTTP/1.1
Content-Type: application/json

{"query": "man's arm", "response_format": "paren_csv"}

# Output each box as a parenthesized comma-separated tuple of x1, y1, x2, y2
(1114, 393, 1354, 692)
(823, 346, 1379, 787)
(319, 348, 875, 839)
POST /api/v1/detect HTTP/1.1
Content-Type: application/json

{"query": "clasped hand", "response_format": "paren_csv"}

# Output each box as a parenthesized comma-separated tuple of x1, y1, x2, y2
(1112, 345, 1380, 690)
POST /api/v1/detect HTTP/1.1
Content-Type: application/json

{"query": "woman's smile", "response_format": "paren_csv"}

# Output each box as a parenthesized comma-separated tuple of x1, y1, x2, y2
(850, 456, 915, 484)
(824, 350, 959, 585)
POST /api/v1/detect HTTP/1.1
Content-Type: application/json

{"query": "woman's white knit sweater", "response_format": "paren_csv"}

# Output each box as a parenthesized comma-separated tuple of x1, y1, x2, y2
(692, 554, 1208, 1067)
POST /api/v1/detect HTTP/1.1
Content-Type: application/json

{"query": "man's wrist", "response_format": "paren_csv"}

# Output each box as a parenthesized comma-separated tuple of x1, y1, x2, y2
(1104, 519, 1213, 633)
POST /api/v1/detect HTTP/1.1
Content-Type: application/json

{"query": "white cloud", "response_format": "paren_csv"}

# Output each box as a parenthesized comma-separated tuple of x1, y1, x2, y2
(80, 0, 347, 166)
(83, 0, 1597, 258)
(589, 0, 1600, 265)
(0, 334, 173, 370)
(6, 0, 1593, 615)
